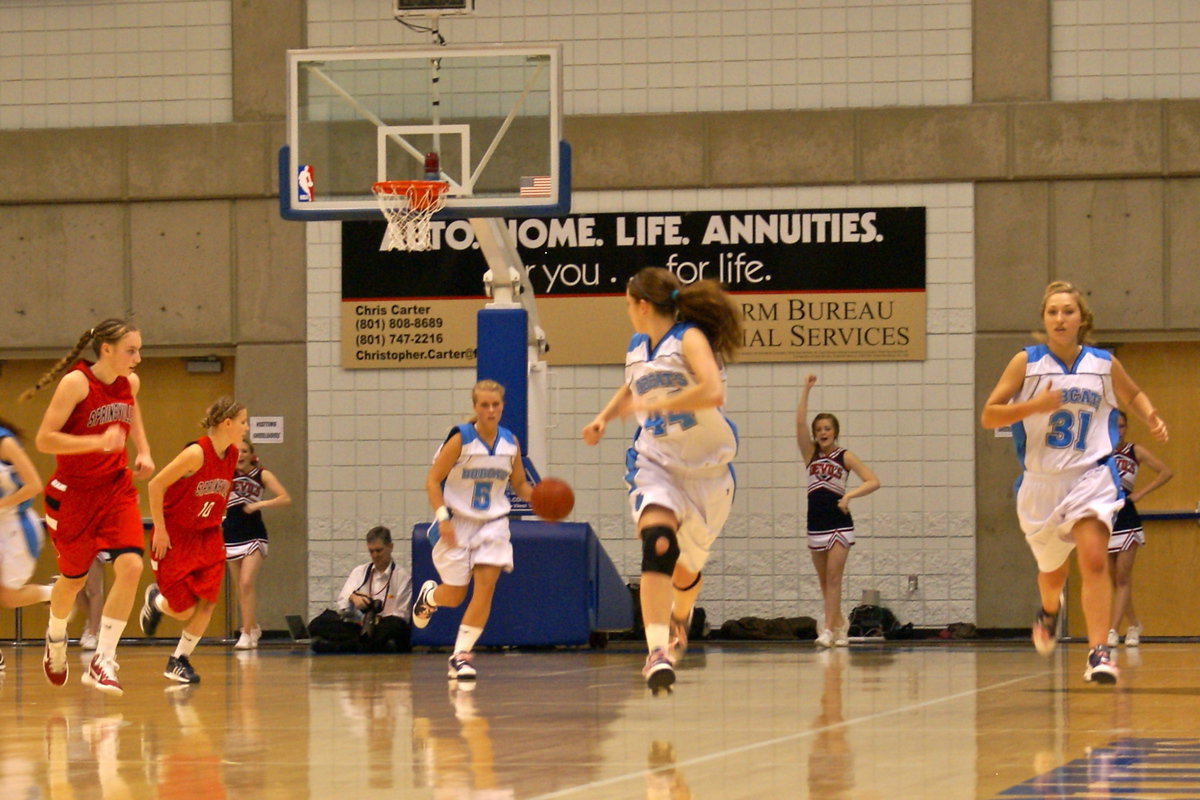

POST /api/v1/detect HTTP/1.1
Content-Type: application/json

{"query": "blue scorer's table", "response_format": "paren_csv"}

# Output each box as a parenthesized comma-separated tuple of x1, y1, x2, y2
(410, 521, 633, 647)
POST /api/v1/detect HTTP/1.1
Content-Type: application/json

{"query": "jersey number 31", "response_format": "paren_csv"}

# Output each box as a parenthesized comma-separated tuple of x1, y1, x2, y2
(1046, 409, 1093, 451)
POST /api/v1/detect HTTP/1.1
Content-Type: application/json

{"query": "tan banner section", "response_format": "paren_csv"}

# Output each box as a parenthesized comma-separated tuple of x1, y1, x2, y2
(342, 290, 923, 367)
(734, 291, 925, 362)
(341, 299, 481, 369)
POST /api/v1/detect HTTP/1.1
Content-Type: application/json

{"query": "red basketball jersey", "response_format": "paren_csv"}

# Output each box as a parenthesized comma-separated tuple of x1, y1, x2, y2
(162, 436, 238, 564)
(55, 361, 135, 483)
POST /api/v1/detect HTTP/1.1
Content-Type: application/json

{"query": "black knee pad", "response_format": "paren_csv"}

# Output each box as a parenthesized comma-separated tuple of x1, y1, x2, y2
(641, 525, 680, 576)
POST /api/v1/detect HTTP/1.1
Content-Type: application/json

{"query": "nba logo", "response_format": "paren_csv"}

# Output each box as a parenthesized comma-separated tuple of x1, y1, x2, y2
(297, 165, 315, 202)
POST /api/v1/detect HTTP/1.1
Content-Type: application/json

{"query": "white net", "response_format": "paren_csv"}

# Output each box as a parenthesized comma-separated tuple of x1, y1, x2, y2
(372, 181, 449, 252)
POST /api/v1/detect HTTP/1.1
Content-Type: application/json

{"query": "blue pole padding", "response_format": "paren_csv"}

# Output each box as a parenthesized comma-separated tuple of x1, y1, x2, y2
(477, 307, 528, 454)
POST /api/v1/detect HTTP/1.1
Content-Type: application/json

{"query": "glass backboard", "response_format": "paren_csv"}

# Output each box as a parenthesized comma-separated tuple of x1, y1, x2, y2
(282, 44, 567, 221)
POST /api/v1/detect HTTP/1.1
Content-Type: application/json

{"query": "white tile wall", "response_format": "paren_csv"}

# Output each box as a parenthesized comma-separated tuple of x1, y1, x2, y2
(1052, 0, 1200, 99)
(306, 182, 977, 627)
(0, 0, 232, 129)
(307, 0, 974, 113)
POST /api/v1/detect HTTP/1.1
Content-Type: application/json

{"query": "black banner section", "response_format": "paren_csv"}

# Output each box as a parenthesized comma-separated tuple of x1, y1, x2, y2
(342, 207, 925, 298)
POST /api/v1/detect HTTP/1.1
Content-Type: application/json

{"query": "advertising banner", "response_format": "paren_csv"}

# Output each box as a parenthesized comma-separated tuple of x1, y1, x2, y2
(341, 207, 926, 368)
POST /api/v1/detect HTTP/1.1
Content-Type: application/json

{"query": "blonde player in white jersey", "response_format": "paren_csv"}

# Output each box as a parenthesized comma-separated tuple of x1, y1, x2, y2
(583, 266, 742, 694)
(982, 281, 1168, 685)
(413, 380, 534, 681)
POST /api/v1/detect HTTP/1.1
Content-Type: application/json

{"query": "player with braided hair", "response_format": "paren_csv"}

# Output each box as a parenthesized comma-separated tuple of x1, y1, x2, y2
(583, 266, 742, 693)
(25, 318, 154, 696)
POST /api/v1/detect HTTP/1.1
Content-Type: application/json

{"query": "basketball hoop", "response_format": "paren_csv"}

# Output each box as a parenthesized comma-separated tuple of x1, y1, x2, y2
(372, 180, 450, 251)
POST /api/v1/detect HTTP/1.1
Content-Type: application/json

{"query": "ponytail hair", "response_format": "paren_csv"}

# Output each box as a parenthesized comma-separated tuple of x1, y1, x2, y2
(201, 396, 245, 430)
(19, 318, 137, 402)
(626, 267, 742, 362)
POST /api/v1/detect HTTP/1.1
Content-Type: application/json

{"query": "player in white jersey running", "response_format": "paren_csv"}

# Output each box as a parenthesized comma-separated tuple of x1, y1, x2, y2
(982, 281, 1168, 685)
(0, 416, 55, 671)
(1106, 410, 1172, 648)
(412, 380, 534, 681)
(583, 266, 742, 694)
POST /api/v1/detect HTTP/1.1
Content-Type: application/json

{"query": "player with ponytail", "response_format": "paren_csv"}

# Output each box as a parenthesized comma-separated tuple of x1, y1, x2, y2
(583, 266, 742, 693)
(25, 318, 154, 696)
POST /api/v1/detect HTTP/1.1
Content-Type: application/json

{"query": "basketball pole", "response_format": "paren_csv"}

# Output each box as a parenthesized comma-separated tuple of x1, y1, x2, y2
(472, 217, 549, 477)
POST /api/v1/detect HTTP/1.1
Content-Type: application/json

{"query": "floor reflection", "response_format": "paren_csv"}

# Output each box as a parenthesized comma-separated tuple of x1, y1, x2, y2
(0, 642, 1198, 798)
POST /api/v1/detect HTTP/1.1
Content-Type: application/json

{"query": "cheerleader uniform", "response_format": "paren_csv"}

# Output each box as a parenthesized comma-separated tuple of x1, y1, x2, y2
(1109, 442, 1144, 553)
(807, 447, 855, 551)
(223, 465, 269, 560)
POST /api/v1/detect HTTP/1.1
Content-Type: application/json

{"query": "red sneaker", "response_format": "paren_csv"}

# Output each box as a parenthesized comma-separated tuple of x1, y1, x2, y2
(43, 637, 68, 687)
(81, 655, 123, 696)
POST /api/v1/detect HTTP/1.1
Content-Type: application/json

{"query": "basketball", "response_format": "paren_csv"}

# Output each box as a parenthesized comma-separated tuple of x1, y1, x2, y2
(532, 477, 574, 522)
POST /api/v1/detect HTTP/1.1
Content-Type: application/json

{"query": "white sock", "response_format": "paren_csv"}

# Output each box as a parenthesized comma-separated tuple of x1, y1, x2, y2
(646, 623, 669, 653)
(155, 593, 169, 613)
(174, 630, 201, 659)
(454, 625, 483, 654)
(47, 614, 69, 642)
(97, 616, 127, 660)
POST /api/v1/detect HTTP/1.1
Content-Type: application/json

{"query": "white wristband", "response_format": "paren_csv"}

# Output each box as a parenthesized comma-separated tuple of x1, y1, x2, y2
(435, 505, 451, 522)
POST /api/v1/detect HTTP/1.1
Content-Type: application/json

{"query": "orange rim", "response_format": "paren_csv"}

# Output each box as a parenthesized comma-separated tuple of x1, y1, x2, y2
(372, 180, 449, 210)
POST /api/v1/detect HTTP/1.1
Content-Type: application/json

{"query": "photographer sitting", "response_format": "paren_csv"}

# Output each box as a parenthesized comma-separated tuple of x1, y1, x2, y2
(308, 526, 413, 653)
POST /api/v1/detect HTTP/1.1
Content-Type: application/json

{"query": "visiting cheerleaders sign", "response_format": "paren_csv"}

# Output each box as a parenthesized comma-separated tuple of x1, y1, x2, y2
(340, 208, 925, 367)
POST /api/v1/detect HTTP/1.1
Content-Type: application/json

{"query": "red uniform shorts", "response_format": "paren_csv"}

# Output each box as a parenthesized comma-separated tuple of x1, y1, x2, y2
(43, 472, 142, 577)
(153, 532, 225, 612)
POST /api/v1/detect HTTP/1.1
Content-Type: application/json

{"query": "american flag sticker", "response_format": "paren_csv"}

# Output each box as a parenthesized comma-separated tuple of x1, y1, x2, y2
(520, 175, 551, 197)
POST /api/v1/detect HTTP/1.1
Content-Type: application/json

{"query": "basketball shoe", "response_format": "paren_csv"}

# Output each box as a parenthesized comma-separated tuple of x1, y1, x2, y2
(834, 618, 850, 647)
(164, 655, 200, 684)
(43, 636, 68, 687)
(447, 652, 476, 680)
(1084, 645, 1119, 684)
(1124, 625, 1141, 647)
(643, 648, 675, 693)
(668, 613, 690, 663)
(82, 654, 123, 696)
(1106, 628, 1119, 647)
(235, 625, 261, 650)
(814, 628, 834, 648)
(412, 580, 438, 629)
(1032, 608, 1059, 655)
(139, 583, 163, 636)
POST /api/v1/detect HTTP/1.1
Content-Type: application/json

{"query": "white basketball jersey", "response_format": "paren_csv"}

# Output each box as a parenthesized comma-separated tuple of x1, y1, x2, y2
(1010, 345, 1118, 475)
(0, 429, 42, 556)
(436, 423, 518, 521)
(626, 323, 737, 471)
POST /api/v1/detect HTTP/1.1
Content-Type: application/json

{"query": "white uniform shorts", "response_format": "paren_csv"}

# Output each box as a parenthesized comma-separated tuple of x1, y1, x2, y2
(0, 510, 44, 589)
(1017, 464, 1123, 572)
(626, 452, 734, 574)
(430, 515, 513, 587)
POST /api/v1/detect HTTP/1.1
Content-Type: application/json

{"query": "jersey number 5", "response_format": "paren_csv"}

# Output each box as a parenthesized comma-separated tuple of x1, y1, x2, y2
(471, 482, 492, 511)
(1046, 409, 1093, 452)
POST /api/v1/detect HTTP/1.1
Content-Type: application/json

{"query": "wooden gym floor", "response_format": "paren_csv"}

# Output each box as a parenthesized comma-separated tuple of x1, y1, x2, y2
(1, 639, 1198, 799)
